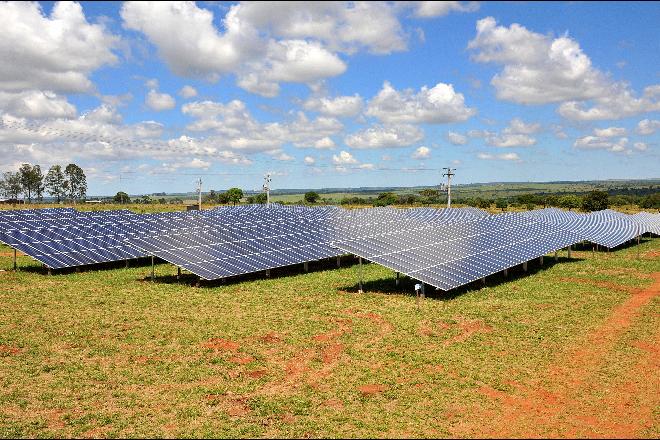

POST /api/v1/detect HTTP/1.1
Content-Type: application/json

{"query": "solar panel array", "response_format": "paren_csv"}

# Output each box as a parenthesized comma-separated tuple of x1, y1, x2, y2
(0, 205, 656, 291)
(332, 213, 585, 291)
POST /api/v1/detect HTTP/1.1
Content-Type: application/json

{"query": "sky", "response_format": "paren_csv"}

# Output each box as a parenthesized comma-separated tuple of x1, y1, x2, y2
(0, 1, 659, 196)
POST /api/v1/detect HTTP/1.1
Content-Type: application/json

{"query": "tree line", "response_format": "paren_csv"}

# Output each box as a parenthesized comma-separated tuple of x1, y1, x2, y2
(339, 189, 659, 211)
(0, 163, 87, 203)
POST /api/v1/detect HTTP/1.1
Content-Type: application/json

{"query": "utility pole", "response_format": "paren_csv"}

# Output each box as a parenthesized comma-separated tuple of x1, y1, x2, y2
(196, 177, 202, 210)
(263, 173, 271, 207)
(442, 167, 456, 208)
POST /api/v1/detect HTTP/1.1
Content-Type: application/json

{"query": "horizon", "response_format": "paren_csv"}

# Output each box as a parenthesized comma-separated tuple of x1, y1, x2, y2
(1, 1, 659, 195)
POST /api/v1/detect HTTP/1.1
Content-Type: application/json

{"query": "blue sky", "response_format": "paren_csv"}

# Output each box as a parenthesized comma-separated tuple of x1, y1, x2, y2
(0, 1, 659, 195)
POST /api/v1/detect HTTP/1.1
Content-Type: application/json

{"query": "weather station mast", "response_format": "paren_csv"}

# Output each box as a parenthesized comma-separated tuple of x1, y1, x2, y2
(442, 167, 456, 208)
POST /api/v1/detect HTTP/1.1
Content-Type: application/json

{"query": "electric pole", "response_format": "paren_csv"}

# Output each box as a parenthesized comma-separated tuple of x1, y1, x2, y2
(196, 177, 202, 210)
(442, 167, 455, 208)
(263, 173, 271, 207)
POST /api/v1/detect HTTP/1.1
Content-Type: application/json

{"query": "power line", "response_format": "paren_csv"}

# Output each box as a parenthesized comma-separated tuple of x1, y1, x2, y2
(442, 167, 456, 208)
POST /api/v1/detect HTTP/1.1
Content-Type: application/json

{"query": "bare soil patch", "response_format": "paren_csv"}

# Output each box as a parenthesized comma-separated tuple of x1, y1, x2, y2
(358, 384, 388, 396)
(201, 338, 240, 352)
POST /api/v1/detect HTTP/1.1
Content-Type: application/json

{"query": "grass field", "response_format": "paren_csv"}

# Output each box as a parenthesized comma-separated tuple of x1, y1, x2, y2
(0, 239, 659, 438)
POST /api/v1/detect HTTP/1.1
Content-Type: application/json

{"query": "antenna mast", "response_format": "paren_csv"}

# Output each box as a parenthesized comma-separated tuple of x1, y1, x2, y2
(263, 173, 271, 207)
(442, 167, 456, 208)
(196, 177, 202, 210)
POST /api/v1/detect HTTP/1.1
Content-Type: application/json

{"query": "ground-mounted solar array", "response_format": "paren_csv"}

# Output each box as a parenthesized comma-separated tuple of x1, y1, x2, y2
(0, 205, 657, 291)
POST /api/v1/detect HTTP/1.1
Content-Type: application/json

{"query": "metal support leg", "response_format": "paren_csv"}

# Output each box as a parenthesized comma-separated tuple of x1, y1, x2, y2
(567, 245, 572, 259)
(539, 256, 544, 265)
(395, 271, 400, 287)
(554, 250, 558, 261)
(358, 256, 363, 293)
(13, 249, 17, 271)
(481, 277, 486, 286)
(637, 235, 640, 259)
(303, 262, 309, 272)
(47, 268, 52, 276)
(265, 269, 270, 278)
(336, 256, 341, 268)
(195, 277, 201, 288)
(421, 283, 425, 299)
(177, 266, 181, 280)
(523, 261, 528, 272)
(151, 256, 155, 282)
(503, 268, 508, 278)
(125, 259, 129, 268)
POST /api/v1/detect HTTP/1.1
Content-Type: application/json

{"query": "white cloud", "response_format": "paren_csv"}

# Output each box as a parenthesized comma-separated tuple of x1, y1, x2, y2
(145, 89, 176, 111)
(80, 104, 122, 125)
(0, 1, 118, 93)
(574, 135, 629, 153)
(303, 94, 363, 117)
(411, 146, 431, 159)
(469, 17, 660, 121)
(332, 150, 358, 165)
(344, 124, 424, 149)
(411, 1, 480, 18)
(358, 163, 375, 170)
(366, 81, 475, 124)
(0, 90, 76, 119)
(304, 156, 315, 165)
(637, 119, 660, 135)
(633, 142, 648, 151)
(447, 131, 468, 145)
(593, 127, 626, 138)
(470, 118, 539, 147)
(273, 151, 294, 161)
(477, 152, 521, 161)
(182, 99, 343, 152)
(179, 85, 198, 99)
(313, 137, 336, 149)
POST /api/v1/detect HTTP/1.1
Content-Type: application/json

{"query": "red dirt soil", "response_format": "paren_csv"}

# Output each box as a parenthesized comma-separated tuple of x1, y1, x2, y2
(460, 272, 660, 438)
(201, 338, 240, 352)
(358, 384, 389, 396)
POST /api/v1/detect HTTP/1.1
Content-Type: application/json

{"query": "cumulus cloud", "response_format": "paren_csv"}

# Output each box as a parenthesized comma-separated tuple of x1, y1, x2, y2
(593, 127, 626, 138)
(366, 81, 475, 124)
(633, 142, 648, 151)
(145, 89, 176, 111)
(637, 119, 660, 135)
(304, 155, 315, 165)
(468, 17, 660, 121)
(332, 150, 358, 165)
(0, 90, 76, 119)
(0, 1, 118, 93)
(574, 135, 630, 153)
(447, 131, 468, 145)
(470, 118, 539, 147)
(477, 152, 521, 161)
(178, 85, 198, 99)
(182, 99, 343, 152)
(411, 1, 480, 18)
(411, 146, 431, 159)
(303, 94, 363, 117)
(344, 124, 424, 149)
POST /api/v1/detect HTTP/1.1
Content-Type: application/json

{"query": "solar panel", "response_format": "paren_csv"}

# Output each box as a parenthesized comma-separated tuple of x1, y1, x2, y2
(332, 212, 585, 291)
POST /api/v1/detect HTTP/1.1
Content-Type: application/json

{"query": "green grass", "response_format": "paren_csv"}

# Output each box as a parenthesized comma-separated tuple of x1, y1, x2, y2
(0, 241, 658, 438)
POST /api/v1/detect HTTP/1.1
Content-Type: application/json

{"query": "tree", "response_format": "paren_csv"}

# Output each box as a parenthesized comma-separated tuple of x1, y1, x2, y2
(0, 171, 22, 200)
(113, 191, 131, 204)
(373, 192, 398, 207)
(31, 165, 45, 202)
(64, 164, 87, 203)
(19, 163, 37, 202)
(495, 198, 508, 212)
(45, 165, 66, 203)
(419, 188, 441, 204)
(247, 193, 267, 204)
(217, 192, 230, 204)
(582, 190, 609, 212)
(639, 193, 660, 209)
(559, 195, 582, 211)
(226, 187, 243, 205)
(304, 191, 320, 204)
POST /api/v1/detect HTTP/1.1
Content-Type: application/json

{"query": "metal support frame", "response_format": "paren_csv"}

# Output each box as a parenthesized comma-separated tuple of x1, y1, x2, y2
(125, 259, 129, 268)
(358, 256, 363, 293)
(151, 256, 155, 282)
(637, 235, 640, 259)
(481, 277, 486, 286)
(13, 249, 17, 271)
(539, 255, 544, 265)
(336, 256, 341, 268)
(177, 266, 182, 280)
(395, 271, 400, 287)
(522, 261, 528, 272)
(265, 269, 271, 278)
(554, 250, 558, 261)
(503, 268, 508, 278)
(567, 245, 572, 259)
(303, 261, 309, 272)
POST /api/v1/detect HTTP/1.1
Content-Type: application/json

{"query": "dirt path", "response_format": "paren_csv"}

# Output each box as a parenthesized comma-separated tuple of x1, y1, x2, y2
(461, 272, 660, 438)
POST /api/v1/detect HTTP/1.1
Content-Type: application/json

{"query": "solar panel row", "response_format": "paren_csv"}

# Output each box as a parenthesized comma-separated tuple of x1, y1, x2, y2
(0, 206, 656, 292)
